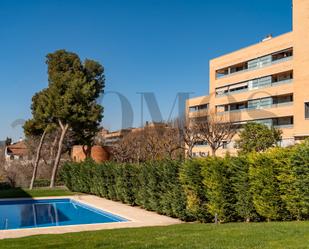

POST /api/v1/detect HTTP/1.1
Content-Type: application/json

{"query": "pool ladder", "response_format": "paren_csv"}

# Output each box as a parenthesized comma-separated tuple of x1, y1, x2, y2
(3, 218, 8, 230)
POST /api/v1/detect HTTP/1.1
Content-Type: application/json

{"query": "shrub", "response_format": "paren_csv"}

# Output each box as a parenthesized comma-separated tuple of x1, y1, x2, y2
(33, 179, 63, 188)
(0, 182, 11, 190)
(180, 159, 211, 222)
(202, 157, 237, 223)
(158, 160, 188, 219)
(61, 159, 190, 221)
(230, 156, 259, 222)
(61, 141, 309, 223)
(249, 148, 290, 221)
(283, 141, 309, 220)
(135, 160, 188, 219)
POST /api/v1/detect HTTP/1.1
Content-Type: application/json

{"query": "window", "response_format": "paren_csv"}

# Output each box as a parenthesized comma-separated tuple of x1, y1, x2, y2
(255, 119, 273, 127)
(273, 94, 293, 105)
(189, 104, 208, 113)
(273, 116, 294, 127)
(216, 49, 293, 79)
(230, 102, 247, 111)
(229, 82, 248, 93)
(216, 86, 229, 96)
(259, 97, 273, 109)
(222, 141, 228, 149)
(195, 141, 208, 147)
(305, 102, 309, 119)
(198, 104, 208, 111)
(272, 48, 293, 62)
(273, 71, 293, 83)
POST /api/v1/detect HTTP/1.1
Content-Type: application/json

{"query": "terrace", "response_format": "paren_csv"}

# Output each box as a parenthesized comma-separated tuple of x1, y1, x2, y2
(216, 71, 293, 97)
(216, 94, 294, 113)
(215, 48, 293, 79)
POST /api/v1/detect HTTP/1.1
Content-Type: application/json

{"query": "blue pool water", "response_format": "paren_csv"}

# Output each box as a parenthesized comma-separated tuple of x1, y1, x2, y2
(0, 198, 127, 230)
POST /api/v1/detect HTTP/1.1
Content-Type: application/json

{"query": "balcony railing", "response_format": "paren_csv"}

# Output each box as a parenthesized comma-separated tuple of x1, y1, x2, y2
(274, 124, 294, 129)
(216, 56, 293, 79)
(217, 101, 293, 114)
(216, 78, 293, 98)
(188, 109, 208, 118)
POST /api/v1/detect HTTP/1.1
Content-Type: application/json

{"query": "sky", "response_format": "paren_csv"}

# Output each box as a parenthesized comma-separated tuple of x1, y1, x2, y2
(0, 0, 292, 141)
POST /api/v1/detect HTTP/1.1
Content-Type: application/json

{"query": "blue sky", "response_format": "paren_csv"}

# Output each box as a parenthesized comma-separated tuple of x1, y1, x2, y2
(0, 0, 292, 141)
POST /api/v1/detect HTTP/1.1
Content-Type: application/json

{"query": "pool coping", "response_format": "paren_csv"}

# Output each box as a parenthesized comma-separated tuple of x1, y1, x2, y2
(0, 195, 182, 239)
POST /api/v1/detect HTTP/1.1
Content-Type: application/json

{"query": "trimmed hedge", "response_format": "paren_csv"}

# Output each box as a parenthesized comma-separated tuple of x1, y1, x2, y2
(61, 141, 309, 223)
(61, 160, 190, 220)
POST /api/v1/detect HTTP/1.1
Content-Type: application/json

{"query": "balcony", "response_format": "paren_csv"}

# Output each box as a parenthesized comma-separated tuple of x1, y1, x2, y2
(226, 101, 293, 114)
(216, 71, 293, 97)
(188, 109, 208, 118)
(188, 103, 208, 118)
(216, 94, 294, 122)
(274, 124, 294, 129)
(234, 116, 294, 130)
(216, 48, 293, 79)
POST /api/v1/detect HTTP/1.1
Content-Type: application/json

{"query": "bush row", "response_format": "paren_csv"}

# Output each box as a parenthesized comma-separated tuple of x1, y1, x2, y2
(61, 141, 309, 223)
(61, 160, 189, 220)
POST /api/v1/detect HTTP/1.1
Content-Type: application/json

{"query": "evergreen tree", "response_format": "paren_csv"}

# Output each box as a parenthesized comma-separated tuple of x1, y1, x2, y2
(5, 137, 12, 146)
(46, 50, 105, 187)
(236, 123, 282, 153)
(24, 89, 55, 189)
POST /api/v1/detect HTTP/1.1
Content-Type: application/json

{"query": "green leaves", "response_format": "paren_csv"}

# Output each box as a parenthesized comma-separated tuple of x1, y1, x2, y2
(61, 160, 190, 221)
(180, 159, 211, 222)
(249, 148, 290, 221)
(236, 123, 282, 154)
(202, 157, 237, 223)
(61, 142, 309, 223)
(285, 141, 309, 220)
(230, 156, 258, 222)
(46, 50, 105, 144)
(25, 49, 105, 146)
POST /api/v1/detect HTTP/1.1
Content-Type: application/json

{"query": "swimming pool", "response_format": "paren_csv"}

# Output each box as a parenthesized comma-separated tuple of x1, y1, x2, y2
(0, 198, 128, 230)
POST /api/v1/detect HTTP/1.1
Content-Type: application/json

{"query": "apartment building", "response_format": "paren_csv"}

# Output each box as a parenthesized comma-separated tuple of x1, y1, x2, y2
(101, 122, 168, 146)
(186, 0, 309, 157)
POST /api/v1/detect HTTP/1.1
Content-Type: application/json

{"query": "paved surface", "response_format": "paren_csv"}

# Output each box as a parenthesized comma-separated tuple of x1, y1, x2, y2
(0, 195, 182, 239)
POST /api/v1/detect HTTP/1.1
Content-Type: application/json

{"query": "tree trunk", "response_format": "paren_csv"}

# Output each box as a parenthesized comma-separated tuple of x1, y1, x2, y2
(50, 133, 59, 159)
(30, 129, 47, 190)
(188, 145, 194, 158)
(50, 121, 69, 188)
(49, 133, 59, 170)
(82, 145, 92, 159)
(211, 147, 216, 157)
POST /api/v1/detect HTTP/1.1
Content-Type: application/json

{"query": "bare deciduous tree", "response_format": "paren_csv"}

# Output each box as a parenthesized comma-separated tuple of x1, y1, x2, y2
(181, 122, 201, 158)
(161, 128, 183, 159)
(111, 124, 183, 163)
(111, 131, 144, 163)
(197, 111, 237, 156)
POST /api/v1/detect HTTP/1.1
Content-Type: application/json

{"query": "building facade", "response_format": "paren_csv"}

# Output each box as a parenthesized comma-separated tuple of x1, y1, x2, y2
(4, 141, 29, 161)
(186, 0, 309, 157)
(100, 122, 169, 147)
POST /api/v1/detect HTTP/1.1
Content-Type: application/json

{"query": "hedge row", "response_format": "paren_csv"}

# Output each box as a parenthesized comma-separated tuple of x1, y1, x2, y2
(61, 160, 189, 220)
(61, 141, 309, 223)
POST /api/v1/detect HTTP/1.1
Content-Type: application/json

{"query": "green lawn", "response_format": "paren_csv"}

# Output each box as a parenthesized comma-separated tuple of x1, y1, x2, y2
(1, 222, 309, 249)
(0, 188, 75, 199)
